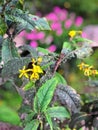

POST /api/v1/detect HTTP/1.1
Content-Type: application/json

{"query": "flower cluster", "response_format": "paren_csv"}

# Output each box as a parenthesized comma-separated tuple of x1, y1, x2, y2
(19, 57, 43, 80)
(19, 6, 83, 52)
(77, 62, 98, 76)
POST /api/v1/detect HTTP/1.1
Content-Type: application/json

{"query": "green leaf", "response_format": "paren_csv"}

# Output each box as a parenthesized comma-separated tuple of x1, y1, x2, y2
(34, 16, 51, 30)
(62, 41, 72, 50)
(37, 47, 50, 55)
(34, 77, 58, 112)
(23, 80, 35, 91)
(24, 119, 39, 130)
(24, 111, 36, 124)
(2, 57, 31, 77)
(74, 37, 94, 43)
(0, 103, 20, 125)
(61, 41, 73, 55)
(45, 112, 53, 130)
(42, 61, 54, 70)
(5, 8, 51, 34)
(0, 18, 7, 36)
(19, 0, 24, 5)
(2, 38, 19, 63)
(55, 72, 67, 85)
(46, 106, 70, 119)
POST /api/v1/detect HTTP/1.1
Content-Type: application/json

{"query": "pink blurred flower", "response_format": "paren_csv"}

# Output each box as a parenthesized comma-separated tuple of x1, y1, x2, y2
(30, 41, 38, 48)
(51, 22, 61, 31)
(26, 31, 38, 40)
(75, 16, 83, 27)
(19, 30, 26, 37)
(56, 28, 63, 36)
(64, 19, 72, 28)
(81, 32, 87, 38)
(53, 6, 61, 14)
(37, 32, 45, 40)
(46, 13, 58, 21)
(48, 45, 57, 52)
(53, 6, 68, 21)
(58, 9, 68, 21)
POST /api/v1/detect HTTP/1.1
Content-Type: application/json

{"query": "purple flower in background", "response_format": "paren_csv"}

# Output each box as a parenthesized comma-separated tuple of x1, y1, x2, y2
(51, 22, 61, 31)
(36, 32, 45, 40)
(75, 16, 83, 27)
(53, 6, 61, 14)
(17, 6, 83, 52)
(53, 7, 68, 21)
(48, 45, 57, 52)
(83, 25, 98, 47)
(30, 41, 38, 48)
(81, 32, 87, 38)
(26, 30, 37, 40)
(58, 9, 68, 21)
(56, 28, 63, 36)
(64, 19, 72, 28)
(46, 12, 58, 21)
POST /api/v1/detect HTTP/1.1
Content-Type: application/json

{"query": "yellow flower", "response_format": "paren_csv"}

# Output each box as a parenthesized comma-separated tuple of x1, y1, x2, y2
(78, 62, 98, 77)
(32, 58, 36, 64)
(77, 62, 89, 70)
(68, 30, 82, 38)
(30, 64, 43, 80)
(91, 70, 98, 75)
(84, 67, 92, 76)
(19, 58, 43, 80)
(68, 30, 76, 38)
(33, 64, 43, 73)
(19, 66, 29, 78)
(30, 72, 39, 80)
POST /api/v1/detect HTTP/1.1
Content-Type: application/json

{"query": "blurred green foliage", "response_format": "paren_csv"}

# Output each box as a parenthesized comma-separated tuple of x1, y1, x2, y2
(0, 102, 20, 125)
(65, 0, 98, 24)
(0, 81, 22, 125)
(25, 0, 98, 24)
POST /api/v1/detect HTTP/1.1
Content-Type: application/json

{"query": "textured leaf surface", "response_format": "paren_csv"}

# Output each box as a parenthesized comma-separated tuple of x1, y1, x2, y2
(45, 112, 53, 130)
(24, 119, 39, 130)
(2, 57, 31, 77)
(75, 44, 93, 59)
(55, 84, 81, 113)
(5, 8, 50, 33)
(46, 106, 70, 118)
(2, 38, 19, 63)
(34, 77, 58, 112)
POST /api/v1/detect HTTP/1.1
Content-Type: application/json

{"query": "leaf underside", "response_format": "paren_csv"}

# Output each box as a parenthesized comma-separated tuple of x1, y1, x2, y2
(55, 84, 81, 113)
